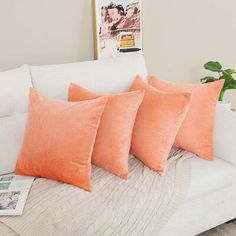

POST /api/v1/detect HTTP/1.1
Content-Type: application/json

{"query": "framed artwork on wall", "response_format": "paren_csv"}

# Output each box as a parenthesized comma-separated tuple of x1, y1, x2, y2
(93, 0, 142, 60)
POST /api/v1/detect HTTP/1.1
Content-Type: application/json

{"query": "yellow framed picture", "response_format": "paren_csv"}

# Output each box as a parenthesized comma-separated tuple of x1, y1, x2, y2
(93, 0, 142, 60)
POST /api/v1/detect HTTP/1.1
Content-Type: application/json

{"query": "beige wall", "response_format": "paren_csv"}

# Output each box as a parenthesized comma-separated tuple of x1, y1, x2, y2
(0, 0, 94, 69)
(0, 0, 235, 105)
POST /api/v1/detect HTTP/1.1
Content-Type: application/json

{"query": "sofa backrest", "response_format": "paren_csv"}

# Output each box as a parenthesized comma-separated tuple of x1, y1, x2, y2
(30, 54, 147, 100)
(214, 104, 236, 167)
(0, 65, 32, 175)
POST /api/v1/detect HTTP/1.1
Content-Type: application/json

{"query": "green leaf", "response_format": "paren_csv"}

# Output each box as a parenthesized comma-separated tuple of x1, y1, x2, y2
(222, 71, 232, 78)
(200, 76, 218, 83)
(227, 78, 236, 89)
(224, 69, 235, 75)
(204, 61, 222, 72)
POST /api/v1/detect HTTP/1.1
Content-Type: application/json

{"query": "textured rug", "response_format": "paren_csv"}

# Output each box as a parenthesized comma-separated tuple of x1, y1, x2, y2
(199, 220, 236, 236)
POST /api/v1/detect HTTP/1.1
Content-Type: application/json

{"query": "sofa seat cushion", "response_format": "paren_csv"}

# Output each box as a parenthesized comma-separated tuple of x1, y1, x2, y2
(187, 156, 236, 201)
(161, 156, 236, 236)
(161, 182, 236, 236)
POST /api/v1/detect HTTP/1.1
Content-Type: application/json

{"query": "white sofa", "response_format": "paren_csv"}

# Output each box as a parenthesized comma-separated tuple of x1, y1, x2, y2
(0, 55, 236, 236)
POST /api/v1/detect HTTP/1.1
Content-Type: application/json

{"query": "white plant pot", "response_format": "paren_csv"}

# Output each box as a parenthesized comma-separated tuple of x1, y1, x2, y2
(218, 100, 232, 110)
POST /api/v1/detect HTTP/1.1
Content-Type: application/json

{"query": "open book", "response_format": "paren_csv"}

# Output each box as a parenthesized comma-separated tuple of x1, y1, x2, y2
(0, 174, 34, 216)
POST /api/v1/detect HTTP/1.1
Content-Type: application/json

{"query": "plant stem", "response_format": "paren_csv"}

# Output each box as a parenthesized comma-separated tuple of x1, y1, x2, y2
(219, 89, 226, 101)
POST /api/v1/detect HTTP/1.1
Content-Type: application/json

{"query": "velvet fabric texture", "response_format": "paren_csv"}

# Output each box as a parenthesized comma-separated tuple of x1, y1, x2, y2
(148, 76, 224, 160)
(129, 76, 191, 172)
(69, 84, 144, 179)
(16, 89, 107, 191)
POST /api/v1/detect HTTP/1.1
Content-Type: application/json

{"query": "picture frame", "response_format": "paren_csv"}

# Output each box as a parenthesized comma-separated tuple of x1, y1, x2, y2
(93, 0, 143, 60)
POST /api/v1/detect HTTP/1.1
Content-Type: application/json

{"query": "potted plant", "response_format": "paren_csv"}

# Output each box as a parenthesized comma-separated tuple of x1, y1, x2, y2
(200, 61, 236, 109)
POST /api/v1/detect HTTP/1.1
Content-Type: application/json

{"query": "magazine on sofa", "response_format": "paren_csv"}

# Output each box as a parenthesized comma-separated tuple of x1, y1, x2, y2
(0, 174, 34, 216)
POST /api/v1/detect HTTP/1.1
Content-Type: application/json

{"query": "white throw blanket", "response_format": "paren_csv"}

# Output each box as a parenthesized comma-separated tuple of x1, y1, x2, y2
(0, 149, 192, 236)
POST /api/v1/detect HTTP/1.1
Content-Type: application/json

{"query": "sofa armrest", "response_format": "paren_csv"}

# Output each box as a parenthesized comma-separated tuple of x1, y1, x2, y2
(214, 103, 236, 166)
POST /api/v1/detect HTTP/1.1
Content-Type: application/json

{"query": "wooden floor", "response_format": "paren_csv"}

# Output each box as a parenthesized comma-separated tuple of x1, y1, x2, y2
(199, 220, 236, 236)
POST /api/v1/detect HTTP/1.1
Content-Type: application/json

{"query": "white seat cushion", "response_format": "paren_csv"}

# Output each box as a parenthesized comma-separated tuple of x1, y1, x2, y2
(161, 156, 236, 236)
(187, 156, 236, 201)
(161, 183, 236, 236)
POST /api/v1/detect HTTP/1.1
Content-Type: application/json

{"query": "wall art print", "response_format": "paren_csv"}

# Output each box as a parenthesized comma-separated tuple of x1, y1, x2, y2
(93, 0, 142, 59)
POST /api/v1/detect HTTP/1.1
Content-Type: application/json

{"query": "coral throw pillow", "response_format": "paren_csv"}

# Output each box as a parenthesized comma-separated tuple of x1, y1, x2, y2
(69, 83, 144, 179)
(148, 76, 224, 160)
(129, 76, 191, 172)
(16, 88, 107, 191)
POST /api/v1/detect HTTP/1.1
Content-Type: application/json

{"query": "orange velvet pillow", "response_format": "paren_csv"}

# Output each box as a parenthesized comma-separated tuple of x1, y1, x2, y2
(16, 88, 107, 191)
(148, 76, 224, 160)
(69, 83, 144, 179)
(129, 76, 191, 172)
